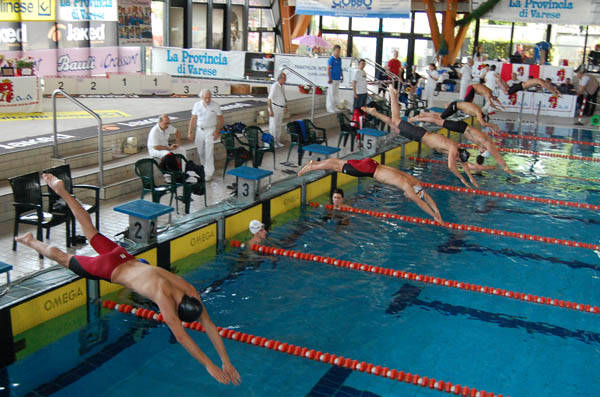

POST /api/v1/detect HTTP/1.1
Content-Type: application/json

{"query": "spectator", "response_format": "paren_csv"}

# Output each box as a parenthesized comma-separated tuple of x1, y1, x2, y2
(424, 63, 439, 107)
(474, 45, 485, 62)
(267, 72, 287, 148)
(484, 64, 498, 93)
(147, 114, 186, 164)
(352, 59, 369, 110)
(544, 77, 558, 93)
(405, 65, 422, 98)
(326, 44, 343, 113)
(576, 70, 600, 116)
(559, 77, 575, 94)
(386, 50, 403, 89)
(509, 72, 521, 86)
(188, 89, 224, 182)
(459, 57, 473, 99)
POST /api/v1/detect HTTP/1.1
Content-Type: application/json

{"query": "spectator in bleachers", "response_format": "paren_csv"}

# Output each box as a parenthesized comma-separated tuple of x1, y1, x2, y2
(188, 89, 224, 182)
(268, 72, 287, 148)
(559, 77, 575, 94)
(509, 72, 521, 87)
(147, 114, 186, 163)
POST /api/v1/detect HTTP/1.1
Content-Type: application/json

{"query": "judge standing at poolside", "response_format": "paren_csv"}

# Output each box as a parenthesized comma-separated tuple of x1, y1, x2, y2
(188, 89, 224, 182)
(268, 72, 287, 148)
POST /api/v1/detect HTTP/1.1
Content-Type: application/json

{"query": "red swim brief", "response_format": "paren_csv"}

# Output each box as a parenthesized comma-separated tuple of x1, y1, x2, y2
(69, 234, 136, 282)
(342, 158, 379, 178)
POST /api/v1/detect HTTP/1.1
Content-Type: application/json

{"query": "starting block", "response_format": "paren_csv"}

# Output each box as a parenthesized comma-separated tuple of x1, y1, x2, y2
(114, 200, 174, 244)
(226, 166, 273, 203)
(302, 144, 340, 160)
(0, 261, 12, 285)
(357, 128, 389, 155)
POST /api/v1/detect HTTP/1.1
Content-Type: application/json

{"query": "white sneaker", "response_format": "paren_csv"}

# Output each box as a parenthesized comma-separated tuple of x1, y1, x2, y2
(276, 142, 284, 148)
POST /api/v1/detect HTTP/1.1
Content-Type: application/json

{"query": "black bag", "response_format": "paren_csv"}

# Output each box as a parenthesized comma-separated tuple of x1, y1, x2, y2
(159, 153, 185, 182)
(184, 160, 207, 195)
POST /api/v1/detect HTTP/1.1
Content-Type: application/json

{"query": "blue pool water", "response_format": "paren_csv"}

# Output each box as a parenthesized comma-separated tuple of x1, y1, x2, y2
(3, 123, 600, 396)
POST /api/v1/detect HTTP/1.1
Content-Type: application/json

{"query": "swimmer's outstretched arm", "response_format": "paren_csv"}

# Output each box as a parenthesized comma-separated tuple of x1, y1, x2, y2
(361, 107, 400, 133)
(447, 152, 472, 189)
(461, 159, 480, 188)
(423, 191, 443, 223)
(405, 189, 443, 223)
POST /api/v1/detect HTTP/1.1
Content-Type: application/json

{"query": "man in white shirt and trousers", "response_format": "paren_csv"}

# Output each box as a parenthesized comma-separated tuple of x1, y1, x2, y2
(147, 114, 186, 161)
(188, 89, 224, 182)
(424, 63, 439, 107)
(459, 57, 473, 100)
(268, 72, 287, 148)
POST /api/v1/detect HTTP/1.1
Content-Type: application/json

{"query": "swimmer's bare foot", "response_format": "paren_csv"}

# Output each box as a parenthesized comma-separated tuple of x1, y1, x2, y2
(42, 173, 66, 195)
(15, 232, 34, 247)
(298, 160, 315, 176)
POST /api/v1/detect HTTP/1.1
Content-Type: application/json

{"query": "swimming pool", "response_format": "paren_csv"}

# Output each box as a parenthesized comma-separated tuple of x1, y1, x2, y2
(2, 122, 600, 397)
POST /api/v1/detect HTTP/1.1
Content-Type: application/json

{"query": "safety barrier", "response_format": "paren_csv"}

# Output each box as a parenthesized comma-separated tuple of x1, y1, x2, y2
(307, 202, 600, 250)
(103, 299, 507, 396)
(231, 241, 600, 316)
(489, 132, 600, 147)
(458, 144, 600, 163)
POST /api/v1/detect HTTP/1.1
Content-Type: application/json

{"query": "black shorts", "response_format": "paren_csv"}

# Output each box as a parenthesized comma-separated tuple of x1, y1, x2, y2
(508, 82, 523, 95)
(441, 101, 458, 119)
(398, 120, 427, 142)
(442, 119, 468, 134)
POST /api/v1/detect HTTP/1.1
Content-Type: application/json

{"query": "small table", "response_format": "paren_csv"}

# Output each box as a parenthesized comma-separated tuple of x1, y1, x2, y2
(114, 200, 174, 244)
(302, 144, 340, 160)
(226, 166, 273, 203)
(357, 128, 389, 155)
(0, 261, 12, 285)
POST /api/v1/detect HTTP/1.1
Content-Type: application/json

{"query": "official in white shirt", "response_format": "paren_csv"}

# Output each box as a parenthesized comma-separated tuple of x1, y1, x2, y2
(458, 57, 473, 100)
(147, 114, 186, 160)
(188, 89, 224, 181)
(352, 59, 369, 110)
(267, 72, 287, 148)
(424, 63, 439, 107)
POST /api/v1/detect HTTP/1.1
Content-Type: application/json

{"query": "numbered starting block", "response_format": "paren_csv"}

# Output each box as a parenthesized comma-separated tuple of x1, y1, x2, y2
(113, 200, 174, 244)
(357, 128, 389, 156)
(302, 144, 340, 160)
(226, 166, 273, 203)
(0, 261, 12, 285)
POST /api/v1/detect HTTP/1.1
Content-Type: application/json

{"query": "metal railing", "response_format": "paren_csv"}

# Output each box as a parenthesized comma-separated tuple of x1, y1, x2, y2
(279, 65, 318, 121)
(52, 89, 105, 187)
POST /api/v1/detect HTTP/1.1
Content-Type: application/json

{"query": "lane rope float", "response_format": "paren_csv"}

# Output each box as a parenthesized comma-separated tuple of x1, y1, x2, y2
(230, 241, 600, 316)
(458, 144, 600, 163)
(308, 202, 600, 251)
(409, 157, 600, 185)
(102, 300, 507, 397)
(489, 131, 600, 147)
(402, 168, 600, 211)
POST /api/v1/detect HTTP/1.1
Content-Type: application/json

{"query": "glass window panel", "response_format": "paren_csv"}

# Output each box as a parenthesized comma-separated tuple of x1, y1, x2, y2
(262, 32, 275, 53)
(192, 3, 207, 48)
(249, 0, 270, 5)
(249, 8, 261, 29)
(382, 17, 411, 34)
(230, 5, 243, 50)
(413, 12, 442, 35)
(151, 1, 164, 47)
(352, 36, 377, 78)
(248, 32, 260, 52)
(550, 24, 587, 66)
(477, 19, 512, 61)
(213, 0, 225, 4)
(262, 9, 274, 28)
(382, 38, 409, 65)
(231, 0, 244, 4)
(321, 16, 349, 30)
(351, 17, 379, 32)
(321, 33, 348, 55)
(211, 8, 224, 49)
(414, 39, 436, 73)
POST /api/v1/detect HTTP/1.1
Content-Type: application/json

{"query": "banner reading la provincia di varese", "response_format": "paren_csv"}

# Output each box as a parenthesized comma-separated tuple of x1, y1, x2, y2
(151, 47, 246, 80)
(295, 0, 409, 18)
(471, 0, 600, 25)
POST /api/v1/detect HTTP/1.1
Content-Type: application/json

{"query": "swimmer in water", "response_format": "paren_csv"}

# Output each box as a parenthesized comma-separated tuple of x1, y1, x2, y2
(299, 157, 443, 223)
(16, 173, 241, 386)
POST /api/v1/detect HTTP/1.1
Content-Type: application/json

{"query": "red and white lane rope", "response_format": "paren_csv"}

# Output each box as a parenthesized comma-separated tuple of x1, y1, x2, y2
(458, 143, 600, 163)
(102, 300, 507, 397)
(231, 241, 600, 315)
(307, 202, 600, 251)
(489, 131, 600, 147)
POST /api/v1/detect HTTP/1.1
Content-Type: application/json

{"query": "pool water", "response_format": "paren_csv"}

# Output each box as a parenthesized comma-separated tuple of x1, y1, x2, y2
(2, 123, 600, 397)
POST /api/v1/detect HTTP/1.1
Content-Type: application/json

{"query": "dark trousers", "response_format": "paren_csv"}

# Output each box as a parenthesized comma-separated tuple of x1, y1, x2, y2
(353, 93, 368, 110)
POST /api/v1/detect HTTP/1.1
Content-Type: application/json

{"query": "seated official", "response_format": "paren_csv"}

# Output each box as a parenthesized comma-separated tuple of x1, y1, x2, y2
(559, 78, 575, 95)
(147, 114, 187, 163)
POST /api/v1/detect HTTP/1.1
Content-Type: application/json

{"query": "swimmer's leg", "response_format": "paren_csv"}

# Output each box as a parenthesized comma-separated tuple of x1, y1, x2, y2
(408, 112, 442, 125)
(15, 232, 71, 267)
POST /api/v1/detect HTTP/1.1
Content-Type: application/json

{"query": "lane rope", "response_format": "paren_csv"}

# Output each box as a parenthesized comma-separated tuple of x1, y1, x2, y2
(231, 241, 600, 316)
(307, 202, 600, 251)
(458, 144, 600, 163)
(489, 131, 600, 147)
(102, 300, 507, 397)
(409, 157, 600, 185)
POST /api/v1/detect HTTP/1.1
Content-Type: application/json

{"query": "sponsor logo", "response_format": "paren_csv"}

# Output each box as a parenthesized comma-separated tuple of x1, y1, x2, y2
(0, 25, 27, 44)
(509, 93, 518, 105)
(0, 79, 14, 103)
(557, 68, 566, 82)
(43, 286, 83, 311)
(548, 95, 558, 108)
(331, 0, 372, 10)
(57, 54, 96, 72)
(48, 23, 105, 43)
(517, 66, 525, 77)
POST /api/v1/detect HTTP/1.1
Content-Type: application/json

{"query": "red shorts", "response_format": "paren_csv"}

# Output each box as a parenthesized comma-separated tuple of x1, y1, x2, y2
(464, 85, 475, 102)
(342, 158, 379, 178)
(69, 234, 136, 282)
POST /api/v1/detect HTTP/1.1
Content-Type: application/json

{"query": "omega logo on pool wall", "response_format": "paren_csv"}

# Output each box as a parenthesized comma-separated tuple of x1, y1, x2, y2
(43, 287, 83, 311)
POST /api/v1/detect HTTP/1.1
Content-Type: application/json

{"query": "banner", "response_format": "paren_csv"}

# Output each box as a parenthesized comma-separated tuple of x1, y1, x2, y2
(474, 62, 573, 85)
(497, 91, 576, 117)
(0, 76, 41, 113)
(0, 0, 56, 22)
(57, 0, 118, 22)
(118, 0, 152, 46)
(244, 52, 275, 79)
(295, 0, 410, 17)
(274, 54, 353, 87)
(540, 65, 573, 85)
(151, 47, 246, 79)
(471, 0, 600, 25)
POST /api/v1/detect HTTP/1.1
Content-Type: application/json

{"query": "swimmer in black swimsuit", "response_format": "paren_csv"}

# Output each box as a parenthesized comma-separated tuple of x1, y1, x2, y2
(463, 83, 504, 112)
(361, 86, 479, 189)
(419, 101, 500, 132)
(298, 157, 443, 222)
(507, 78, 561, 96)
(16, 174, 241, 386)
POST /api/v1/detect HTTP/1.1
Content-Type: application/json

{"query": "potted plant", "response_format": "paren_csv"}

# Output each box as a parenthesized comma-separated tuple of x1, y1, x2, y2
(15, 59, 34, 76)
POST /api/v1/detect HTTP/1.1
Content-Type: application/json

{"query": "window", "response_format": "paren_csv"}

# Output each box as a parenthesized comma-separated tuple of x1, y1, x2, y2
(151, 1, 164, 47)
(248, 32, 260, 52)
(477, 19, 512, 60)
(191, 3, 207, 48)
(351, 17, 379, 32)
(382, 17, 411, 34)
(413, 12, 442, 35)
(321, 33, 348, 55)
(322, 16, 349, 30)
(249, 8, 274, 29)
(261, 32, 275, 53)
(249, 0, 270, 5)
(550, 24, 587, 66)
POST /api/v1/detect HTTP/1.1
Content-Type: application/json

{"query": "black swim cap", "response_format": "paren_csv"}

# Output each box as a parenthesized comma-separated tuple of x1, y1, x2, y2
(178, 295, 203, 322)
(458, 148, 470, 163)
(476, 154, 485, 165)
